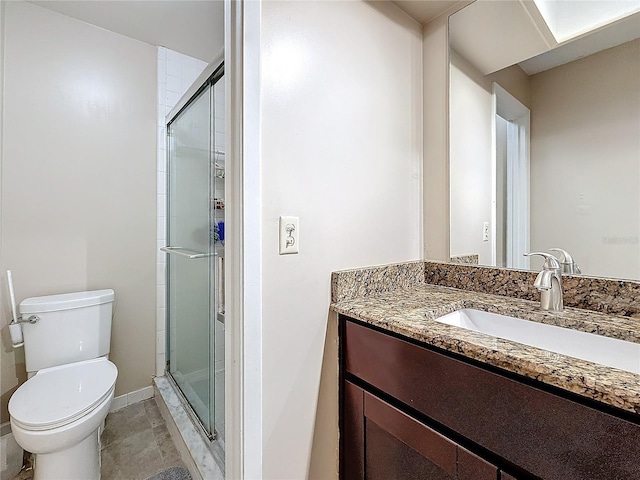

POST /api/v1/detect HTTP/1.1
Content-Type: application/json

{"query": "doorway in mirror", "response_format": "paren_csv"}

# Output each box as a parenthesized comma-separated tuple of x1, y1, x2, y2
(493, 83, 530, 270)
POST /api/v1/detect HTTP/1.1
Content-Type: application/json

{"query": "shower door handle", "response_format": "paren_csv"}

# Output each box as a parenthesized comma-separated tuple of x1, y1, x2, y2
(161, 247, 213, 259)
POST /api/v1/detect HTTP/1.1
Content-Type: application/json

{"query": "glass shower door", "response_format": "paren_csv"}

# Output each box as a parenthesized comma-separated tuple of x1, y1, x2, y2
(166, 84, 215, 437)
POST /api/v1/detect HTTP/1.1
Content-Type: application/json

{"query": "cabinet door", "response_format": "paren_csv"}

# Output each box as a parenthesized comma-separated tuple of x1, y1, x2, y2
(500, 472, 519, 480)
(364, 392, 458, 480)
(458, 446, 499, 480)
(342, 382, 500, 480)
(343, 381, 364, 480)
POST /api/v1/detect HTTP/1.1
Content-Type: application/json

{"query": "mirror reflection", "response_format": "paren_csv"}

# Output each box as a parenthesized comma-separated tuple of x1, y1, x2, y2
(449, 2, 640, 280)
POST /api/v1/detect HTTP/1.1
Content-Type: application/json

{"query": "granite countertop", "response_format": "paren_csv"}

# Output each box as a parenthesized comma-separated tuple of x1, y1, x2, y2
(332, 282, 640, 415)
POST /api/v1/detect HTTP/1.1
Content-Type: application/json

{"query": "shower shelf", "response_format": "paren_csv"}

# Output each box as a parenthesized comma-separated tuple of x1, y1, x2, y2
(214, 162, 225, 179)
(160, 247, 213, 259)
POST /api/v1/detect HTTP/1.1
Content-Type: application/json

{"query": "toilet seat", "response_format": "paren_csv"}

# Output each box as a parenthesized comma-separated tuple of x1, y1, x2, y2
(9, 357, 117, 432)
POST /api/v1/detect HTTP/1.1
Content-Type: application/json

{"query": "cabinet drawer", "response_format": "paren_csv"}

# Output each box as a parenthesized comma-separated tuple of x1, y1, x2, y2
(344, 318, 640, 480)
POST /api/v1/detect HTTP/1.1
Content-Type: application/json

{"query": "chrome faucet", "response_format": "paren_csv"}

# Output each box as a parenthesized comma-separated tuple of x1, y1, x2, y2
(549, 248, 581, 275)
(524, 252, 564, 312)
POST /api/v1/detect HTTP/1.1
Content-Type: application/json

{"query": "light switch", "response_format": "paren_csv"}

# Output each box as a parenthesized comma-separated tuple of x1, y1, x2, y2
(482, 222, 490, 242)
(279, 216, 299, 255)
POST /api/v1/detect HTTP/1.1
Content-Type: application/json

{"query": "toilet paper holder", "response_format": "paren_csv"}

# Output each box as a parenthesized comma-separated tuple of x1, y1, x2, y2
(9, 316, 38, 349)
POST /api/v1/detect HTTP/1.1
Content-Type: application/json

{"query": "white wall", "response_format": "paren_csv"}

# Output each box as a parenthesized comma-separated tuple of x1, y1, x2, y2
(530, 39, 640, 279)
(423, 12, 451, 261)
(0, 0, 8, 429)
(257, 1, 423, 478)
(0, 1, 156, 422)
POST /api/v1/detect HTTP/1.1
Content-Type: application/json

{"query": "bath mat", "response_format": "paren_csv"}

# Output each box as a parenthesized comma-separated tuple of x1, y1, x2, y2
(146, 466, 192, 480)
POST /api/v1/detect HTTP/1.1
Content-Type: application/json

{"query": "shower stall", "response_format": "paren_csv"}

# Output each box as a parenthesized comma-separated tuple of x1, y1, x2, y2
(162, 64, 225, 449)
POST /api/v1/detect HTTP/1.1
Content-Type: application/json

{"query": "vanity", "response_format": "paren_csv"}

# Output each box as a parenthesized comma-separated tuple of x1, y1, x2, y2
(336, 1, 640, 477)
(333, 262, 640, 480)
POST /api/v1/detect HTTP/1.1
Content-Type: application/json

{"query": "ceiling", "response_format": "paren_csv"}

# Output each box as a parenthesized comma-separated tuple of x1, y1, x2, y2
(449, 0, 557, 75)
(392, 0, 462, 24)
(28, 0, 224, 63)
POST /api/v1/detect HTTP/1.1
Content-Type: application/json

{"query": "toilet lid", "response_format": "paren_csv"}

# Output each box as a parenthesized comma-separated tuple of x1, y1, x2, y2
(9, 358, 118, 431)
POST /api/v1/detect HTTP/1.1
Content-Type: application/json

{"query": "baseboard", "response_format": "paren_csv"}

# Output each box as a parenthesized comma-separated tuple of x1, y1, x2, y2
(0, 422, 11, 437)
(1, 423, 23, 478)
(109, 385, 155, 412)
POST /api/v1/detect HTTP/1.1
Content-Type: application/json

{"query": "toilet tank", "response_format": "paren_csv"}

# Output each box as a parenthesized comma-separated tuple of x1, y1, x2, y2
(19, 289, 115, 373)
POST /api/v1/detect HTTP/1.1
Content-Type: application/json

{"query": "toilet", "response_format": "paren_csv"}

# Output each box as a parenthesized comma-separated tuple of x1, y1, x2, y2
(9, 289, 118, 480)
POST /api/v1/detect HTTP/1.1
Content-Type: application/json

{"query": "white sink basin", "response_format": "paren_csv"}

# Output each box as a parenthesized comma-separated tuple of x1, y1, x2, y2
(435, 309, 640, 375)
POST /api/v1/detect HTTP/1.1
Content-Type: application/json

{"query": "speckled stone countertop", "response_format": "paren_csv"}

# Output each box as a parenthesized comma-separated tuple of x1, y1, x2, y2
(332, 264, 640, 415)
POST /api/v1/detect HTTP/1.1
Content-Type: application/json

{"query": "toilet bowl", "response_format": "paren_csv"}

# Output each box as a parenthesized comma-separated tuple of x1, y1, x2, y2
(9, 357, 118, 480)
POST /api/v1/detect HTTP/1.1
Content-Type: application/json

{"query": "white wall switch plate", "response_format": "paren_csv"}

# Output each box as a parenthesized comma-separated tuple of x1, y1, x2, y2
(482, 222, 490, 242)
(279, 216, 299, 255)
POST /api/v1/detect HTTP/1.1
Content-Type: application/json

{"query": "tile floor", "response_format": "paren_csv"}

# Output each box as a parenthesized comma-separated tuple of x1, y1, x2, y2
(12, 398, 187, 480)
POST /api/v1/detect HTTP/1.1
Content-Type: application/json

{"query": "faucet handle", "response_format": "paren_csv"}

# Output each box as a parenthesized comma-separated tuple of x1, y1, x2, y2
(549, 248, 574, 264)
(523, 252, 561, 270)
(549, 248, 581, 274)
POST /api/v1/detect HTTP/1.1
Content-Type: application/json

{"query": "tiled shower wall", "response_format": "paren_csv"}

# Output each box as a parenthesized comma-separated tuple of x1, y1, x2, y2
(156, 47, 208, 377)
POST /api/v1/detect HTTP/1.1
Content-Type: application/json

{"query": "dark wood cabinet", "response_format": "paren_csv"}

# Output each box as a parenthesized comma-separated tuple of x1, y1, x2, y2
(344, 379, 496, 480)
(343, 381, 365, 480)
(340, 316, 640, 480)
(364, 388, 459, 479)
(457, 446, 498, 480)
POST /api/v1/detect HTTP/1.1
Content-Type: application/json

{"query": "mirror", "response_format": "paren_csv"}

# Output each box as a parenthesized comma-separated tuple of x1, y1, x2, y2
(448, 1, 640, 280)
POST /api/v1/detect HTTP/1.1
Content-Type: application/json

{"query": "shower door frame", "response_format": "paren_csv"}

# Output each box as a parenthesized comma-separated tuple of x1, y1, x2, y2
(164, 62, 225, 443)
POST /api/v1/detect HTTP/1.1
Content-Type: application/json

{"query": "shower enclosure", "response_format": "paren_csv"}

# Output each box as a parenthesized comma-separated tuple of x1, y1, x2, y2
(162, 64, 225, 447)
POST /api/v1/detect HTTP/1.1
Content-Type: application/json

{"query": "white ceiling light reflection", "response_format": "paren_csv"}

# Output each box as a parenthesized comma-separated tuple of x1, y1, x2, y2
(533, 0, 640, 42)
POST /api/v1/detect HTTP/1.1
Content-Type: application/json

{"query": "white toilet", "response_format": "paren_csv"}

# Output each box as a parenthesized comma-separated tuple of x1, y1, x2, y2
(9, 289, 118, 480)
